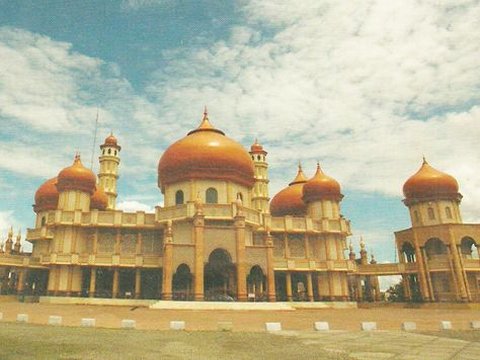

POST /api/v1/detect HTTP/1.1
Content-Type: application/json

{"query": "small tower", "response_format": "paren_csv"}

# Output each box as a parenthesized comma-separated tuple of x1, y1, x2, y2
(403, 157, 462, 227)
(359, 237, 368, 265)
(5, 227, 13, 255)
(302, 163, 343, 220)
(348, 241, 356, 261)
(56, 154, 96, 211)
(13, 229, 21, 253)
(98, 133, 121, 210)
(249, 139, 270, 213)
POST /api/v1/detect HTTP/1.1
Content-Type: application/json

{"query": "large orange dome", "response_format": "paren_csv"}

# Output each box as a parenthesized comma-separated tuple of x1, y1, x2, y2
(158, 111, 255, 192)
(34, 177, 59, 212)
(303, 163, 342, 202)
(57, 154, 97, 195)
(91, 186, 108, 210)
(270, 165, 307, 216)
(403, 158, 460, 201)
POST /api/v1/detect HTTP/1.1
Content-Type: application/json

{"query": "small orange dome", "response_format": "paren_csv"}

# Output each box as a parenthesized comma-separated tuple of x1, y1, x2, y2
(270, 165, 307, 216)
(34, 177, 59, 212)
(303, 163, 342, 202)
(250, 138, 267, 155)
(91, 186, 108, 210)
(101, 133, 121, 150)
(158, 110, 255, 192)
(403, 158, 459, 201)
(57, 154, 97, 195)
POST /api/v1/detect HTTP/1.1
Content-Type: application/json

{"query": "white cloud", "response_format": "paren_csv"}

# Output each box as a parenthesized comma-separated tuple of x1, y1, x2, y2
(144, 0, 480, 220)
(116, 200, 156, 213)
(120, 0, 174, 10)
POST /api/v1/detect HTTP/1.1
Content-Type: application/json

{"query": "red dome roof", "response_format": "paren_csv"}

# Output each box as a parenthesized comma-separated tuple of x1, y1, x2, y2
(57, 154, 97, 195)
(34, 177, 59, 212)
(270, 165, 307, 216)
(403, 158, 459, 201)
(250, 139, 267, 155)
(303, 163, 342, 202)
(101, 133, 121, 150)
(158, 111, 255, 192)
(91, 186, 108, 210)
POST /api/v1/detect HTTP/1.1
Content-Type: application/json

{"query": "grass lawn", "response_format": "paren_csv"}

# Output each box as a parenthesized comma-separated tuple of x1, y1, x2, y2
(0, 323, 347, 360)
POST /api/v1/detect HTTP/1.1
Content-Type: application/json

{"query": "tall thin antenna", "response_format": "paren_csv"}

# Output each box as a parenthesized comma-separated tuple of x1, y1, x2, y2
(90, 108, 99, 170)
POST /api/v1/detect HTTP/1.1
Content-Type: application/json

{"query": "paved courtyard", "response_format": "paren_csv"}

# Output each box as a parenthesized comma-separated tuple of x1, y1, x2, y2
(1, 301, 480, 359)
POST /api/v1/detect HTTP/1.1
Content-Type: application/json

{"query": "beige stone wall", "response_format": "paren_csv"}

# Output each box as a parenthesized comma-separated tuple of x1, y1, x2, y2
(164, 179, 251, 207)
(203, 227, 236, 262)
(172, 221, 193, 244)
(409, 200, 461, 227)
(57, 190, 91, 211)
(172, 245, 195, 271)
(245, 247, 268, 273)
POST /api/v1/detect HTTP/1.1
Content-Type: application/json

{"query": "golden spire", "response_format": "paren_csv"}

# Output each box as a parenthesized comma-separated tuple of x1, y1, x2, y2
(289, 162, 307, 185)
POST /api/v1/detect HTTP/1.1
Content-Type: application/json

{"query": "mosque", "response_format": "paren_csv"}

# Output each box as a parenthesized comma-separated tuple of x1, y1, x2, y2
(1, 110, 479, 303)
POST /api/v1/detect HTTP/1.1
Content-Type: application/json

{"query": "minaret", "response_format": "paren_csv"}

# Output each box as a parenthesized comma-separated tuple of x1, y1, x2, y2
(5, 227, 13, 254)
(249, 139, 270, 213)
(98, 133, 121, 210)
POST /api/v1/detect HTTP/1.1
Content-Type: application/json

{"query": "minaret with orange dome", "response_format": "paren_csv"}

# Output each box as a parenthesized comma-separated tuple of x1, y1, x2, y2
(249, 139, 270, 213)
(402, 157, 462, 227)
(98, 133, 121, 209)
(302, 162, 343, 220)
(56, 154, 96, 211)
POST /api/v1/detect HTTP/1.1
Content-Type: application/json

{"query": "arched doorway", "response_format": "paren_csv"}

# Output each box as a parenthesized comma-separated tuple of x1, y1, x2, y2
(401, 242, 416, 262)
(247, 265, 266, 301)
(204, 248, 236, 301)
(461, 237, 478, 259)
(424, 238, 447, 260)
(173, 264, 192, 300)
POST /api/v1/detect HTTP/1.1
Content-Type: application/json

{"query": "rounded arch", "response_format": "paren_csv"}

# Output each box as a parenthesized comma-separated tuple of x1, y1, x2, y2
(204, 248, 235, 301)
(175, 190, 184, 205)
(173, 263, 192, 301)
(247, 265, 266, 301)
(206, 187, 218, 204)
(401, 242, 416, 263)
(424, 238, 447, 259)
(461, 236, 478, 259)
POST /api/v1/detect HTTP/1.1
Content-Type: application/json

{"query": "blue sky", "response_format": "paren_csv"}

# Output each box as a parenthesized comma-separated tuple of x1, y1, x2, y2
(1, 0, 480, 267)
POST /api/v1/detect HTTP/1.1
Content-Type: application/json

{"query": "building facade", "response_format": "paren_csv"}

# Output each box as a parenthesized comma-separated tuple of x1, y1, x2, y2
(0, 111, 479, 302)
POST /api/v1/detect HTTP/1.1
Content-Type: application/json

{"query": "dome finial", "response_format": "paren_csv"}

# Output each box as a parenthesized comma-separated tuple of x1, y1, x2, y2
(203, 105, 208, 119)
(422, 155, 427, 165)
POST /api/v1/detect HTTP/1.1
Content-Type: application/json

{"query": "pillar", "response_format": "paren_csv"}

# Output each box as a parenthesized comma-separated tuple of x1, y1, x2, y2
(402, 274, 412, 301)
(135, 268, 141, 299)
(235, 214, 247, 302)
(286, 272, 293, 301)
(449, 243, 468, 301)
(162, 221, 173, 300)
(193, 214, 205, 301)
(89, 267, 96, 298)
(16, 269, 25, 294)
(413, 232, 431, 301)
(112, 268, 119, 298)
(306, 272, 314, 302)
(265, 232, 276, 302)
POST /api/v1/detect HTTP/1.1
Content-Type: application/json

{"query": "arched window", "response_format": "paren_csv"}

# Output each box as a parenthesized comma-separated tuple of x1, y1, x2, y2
(206, 188, 218, 204)
(108, 148, 111, 155)
(414, 210, 419, 223)
(402, 242, 416, 263)
(257, 155, 261, 161)
(114, 150, 117, 156)
(237, 192, 243, 202)
(445, 207, 452, 219)
(427, 207, 435, 220)
(175, 190, 184, 205)
(41, 216, 46, 226)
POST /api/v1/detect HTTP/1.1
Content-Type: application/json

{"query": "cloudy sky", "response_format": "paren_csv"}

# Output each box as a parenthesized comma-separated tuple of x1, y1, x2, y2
(1, 0, 479, 263)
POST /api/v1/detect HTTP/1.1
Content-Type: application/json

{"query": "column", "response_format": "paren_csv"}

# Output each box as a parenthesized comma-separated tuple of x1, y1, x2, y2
(66, 266, 73, 296)
(356, 277, 363, 301)
(402, 274, 412, 301)
(162, 221, 173, 300)
(412, 232, 431, 301)
(135, 268, 141, 299)
(89, 267, 96, 298)
(112, 268, 119, 298)
(265, 232, 276, 302)
(421, 247, 435, 301)
(16, 269, 25, 294)
(193, 214, 205, 301)
(286, 272, 293, 301)
(115, 229, 121, 255)
(449, 242, 468, 301)
(306, 272, 314, 302)
(235, 214, 247, 302)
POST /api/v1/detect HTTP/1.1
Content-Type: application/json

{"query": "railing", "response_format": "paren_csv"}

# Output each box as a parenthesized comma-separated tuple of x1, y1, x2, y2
(26, 227, 53, 240)
(462, 258, 480, 270)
